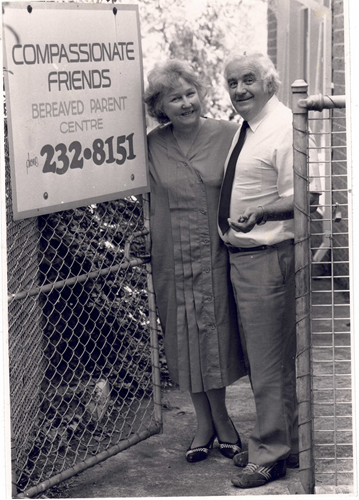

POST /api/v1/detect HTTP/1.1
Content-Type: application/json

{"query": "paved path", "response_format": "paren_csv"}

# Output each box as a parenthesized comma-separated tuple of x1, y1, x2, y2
(61, 377, 300, 497)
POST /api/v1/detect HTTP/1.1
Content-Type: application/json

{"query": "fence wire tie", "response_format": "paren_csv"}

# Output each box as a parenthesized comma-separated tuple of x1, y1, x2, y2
(298, 421, 312, 428)
(297, 398, 311, 405)
(296, 346, 311, 357)
(295, 266, 311, 276)
(294, 206, 310, 216)
(293, 145, 309, 155)
(326, 95, 341, 108)
(293, 167, 310, 183)
(296, 314, 310, 324)
(297, 446, 313, 454)
(296, 371, 311, 378)
(294, 237, 311, 247)
(293, 125, 309, 135)
(294, 208, 310, 218)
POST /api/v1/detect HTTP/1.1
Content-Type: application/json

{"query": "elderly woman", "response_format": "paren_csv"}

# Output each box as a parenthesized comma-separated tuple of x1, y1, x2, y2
(144, 59, 247, 463)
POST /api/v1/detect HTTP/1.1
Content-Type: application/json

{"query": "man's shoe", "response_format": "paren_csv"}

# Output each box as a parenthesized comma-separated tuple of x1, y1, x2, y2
(233, 451, 299, 468)
(286, 454, 299, 468)
(233, 450, 248, 467)
(231, 460, 286, 489)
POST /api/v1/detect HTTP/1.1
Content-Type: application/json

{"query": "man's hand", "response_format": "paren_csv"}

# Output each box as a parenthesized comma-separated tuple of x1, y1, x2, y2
(228, 206, 262, 233)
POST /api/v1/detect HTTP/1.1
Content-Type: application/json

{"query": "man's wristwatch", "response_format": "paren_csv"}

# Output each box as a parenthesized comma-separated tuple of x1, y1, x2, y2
(256, 206, 267, 226)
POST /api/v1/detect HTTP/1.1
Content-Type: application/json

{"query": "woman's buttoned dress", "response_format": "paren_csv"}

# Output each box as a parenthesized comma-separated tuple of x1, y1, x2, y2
(148, 118, 247, 393)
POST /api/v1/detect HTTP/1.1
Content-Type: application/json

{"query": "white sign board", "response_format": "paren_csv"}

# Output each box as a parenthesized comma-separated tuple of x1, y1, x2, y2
(3, 2, 149, 220)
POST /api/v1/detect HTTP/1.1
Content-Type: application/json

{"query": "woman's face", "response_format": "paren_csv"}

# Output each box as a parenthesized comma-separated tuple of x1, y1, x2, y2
(161, 77, 202, 130)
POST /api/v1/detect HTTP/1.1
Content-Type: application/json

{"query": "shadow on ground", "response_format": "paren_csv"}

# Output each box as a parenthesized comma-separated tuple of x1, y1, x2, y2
(56, 377, 300, 498)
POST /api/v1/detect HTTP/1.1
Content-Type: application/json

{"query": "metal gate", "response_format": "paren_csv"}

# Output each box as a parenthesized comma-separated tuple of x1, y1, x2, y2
(292, 82, 354, 494)
(5, 120, 162, 497)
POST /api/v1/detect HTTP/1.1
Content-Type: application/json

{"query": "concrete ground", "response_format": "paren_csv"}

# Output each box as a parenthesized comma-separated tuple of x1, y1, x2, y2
(57, 377, 302, 498)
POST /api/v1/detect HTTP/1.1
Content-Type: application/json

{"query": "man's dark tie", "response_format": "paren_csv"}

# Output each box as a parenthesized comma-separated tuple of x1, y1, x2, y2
(218, 121, 249, 234)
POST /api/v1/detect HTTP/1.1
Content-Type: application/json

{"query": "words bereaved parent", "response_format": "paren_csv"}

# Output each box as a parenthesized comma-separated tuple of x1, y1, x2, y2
(31, 97, 128, 119)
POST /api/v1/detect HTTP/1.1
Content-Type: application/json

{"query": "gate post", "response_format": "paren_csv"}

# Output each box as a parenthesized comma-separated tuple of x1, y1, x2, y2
(143, 194, 163, 429)
(291, 80, 314, 494)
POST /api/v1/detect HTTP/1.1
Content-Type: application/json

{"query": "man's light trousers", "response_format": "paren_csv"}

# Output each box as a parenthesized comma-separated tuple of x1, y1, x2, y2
(229, 240, 298, 466)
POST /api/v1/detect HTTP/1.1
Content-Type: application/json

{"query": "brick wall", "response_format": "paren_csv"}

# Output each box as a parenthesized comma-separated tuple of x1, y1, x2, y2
(331, 0, 349, 289)
(267, 5, 277, 66)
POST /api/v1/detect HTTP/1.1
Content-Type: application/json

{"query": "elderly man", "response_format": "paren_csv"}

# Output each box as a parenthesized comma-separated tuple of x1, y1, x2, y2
(218, 53, 320, 489)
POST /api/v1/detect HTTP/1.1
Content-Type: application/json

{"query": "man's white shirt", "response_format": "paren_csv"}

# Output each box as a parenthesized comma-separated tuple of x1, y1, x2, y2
(220, 95, 321, 247)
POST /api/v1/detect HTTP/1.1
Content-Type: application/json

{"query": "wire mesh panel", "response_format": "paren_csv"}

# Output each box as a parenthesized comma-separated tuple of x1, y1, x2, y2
(309, 104, 353, 489)
(292, 88, 353, 492)
(6, 138, 161, 497)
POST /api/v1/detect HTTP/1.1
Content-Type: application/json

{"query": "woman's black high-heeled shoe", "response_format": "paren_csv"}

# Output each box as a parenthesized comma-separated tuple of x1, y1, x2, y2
(186, 434, 216, 463)
(218, 420, 242, 459)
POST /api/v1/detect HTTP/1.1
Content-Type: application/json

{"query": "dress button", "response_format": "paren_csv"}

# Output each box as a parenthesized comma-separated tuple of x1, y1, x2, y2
(204, 268, 210, 273)
(200, 209, 206, 214)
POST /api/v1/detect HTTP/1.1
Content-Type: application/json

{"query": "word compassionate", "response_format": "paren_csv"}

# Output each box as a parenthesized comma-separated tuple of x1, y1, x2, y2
(12, 42, 136, 91)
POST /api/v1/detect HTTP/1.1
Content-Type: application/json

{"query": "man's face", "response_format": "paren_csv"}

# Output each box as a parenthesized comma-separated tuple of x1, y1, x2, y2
(226, 60, 273, 121)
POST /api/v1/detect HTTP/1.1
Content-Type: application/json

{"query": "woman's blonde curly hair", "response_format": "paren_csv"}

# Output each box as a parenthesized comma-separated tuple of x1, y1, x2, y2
(144, 59, 207, 124)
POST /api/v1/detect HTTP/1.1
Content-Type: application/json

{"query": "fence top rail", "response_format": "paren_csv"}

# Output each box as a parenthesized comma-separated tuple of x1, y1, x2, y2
(298, 94, 346, 111)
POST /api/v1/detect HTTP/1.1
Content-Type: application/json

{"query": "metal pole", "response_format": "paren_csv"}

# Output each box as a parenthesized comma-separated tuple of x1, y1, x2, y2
(11, 422, 17, 497)
(298, 94, 346, 111)
(143, 193, 163, 429)
(17, 425, 161, 499)
(7, 256, 150, 303)
(291, 79, 314, 494)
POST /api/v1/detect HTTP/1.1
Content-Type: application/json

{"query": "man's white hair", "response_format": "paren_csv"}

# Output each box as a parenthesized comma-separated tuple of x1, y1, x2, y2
(223, 52, 281, 94)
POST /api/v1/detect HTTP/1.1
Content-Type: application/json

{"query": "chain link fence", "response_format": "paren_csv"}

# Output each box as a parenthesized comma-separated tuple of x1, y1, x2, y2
(5, 110, 162, 497)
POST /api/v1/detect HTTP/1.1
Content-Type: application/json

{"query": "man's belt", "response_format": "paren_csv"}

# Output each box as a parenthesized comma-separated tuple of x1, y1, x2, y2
(226, 239, 294, 254)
